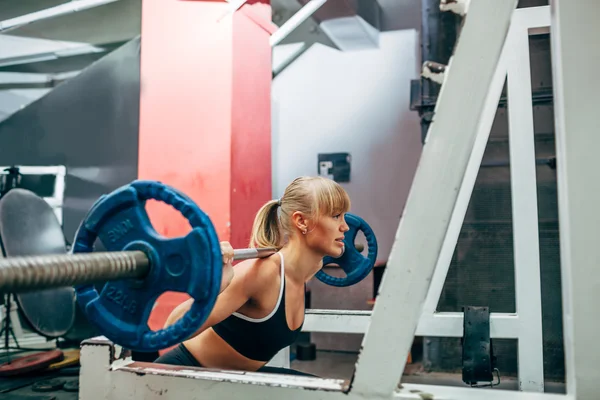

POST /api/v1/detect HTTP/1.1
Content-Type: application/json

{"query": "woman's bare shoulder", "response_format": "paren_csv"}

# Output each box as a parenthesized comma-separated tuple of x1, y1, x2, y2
(234, 254, 281, 291)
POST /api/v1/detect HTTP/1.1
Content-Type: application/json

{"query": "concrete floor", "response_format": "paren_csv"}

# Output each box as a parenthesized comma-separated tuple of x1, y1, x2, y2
(292, 351, 567, 394)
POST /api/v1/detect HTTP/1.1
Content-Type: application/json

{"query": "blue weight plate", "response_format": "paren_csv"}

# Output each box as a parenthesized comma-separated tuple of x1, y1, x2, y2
(73, 180, 222, 352)
(317, 213, 378, 287)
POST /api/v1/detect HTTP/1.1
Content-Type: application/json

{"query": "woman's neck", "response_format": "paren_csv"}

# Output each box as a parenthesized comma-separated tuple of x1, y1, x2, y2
(279, 240, 323, 284)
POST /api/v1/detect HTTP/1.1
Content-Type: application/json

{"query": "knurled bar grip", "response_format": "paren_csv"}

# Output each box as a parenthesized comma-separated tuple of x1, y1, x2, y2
(0, 251, 150, 293)
(0, 247, 278, 294)
(234, 248, 278, 260)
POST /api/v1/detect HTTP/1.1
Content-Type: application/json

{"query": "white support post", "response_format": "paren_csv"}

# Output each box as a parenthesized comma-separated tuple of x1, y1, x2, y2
(549, 1, 600, 398)
(349, 1, 518, 397)
(505, 20, 545, 393)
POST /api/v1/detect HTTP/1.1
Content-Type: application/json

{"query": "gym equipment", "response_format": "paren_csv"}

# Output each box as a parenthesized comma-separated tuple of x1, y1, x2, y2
(295, 342, 316, 361)
(0, 188, 75, 339)
(462, 306, 499, 388)
(0, 180, 377, 352)
(0, 167, 21, 197)
(0, 350, 64, 377)
(317, 213, 378, 287)
(63, 379, 79, 392)
(45, 350, 80, 371)
(32, 378, 65, 392)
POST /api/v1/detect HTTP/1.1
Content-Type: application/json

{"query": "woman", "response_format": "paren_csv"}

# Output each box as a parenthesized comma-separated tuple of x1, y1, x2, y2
(154, 176, 350, 373)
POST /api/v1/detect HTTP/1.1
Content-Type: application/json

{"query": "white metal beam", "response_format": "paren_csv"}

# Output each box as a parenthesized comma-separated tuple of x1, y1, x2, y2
(272, 42, 309, 77)
(349, 0, 518, 397)
(0, 0, 121, 33)
(505, 15, 545, 392)
(0, 44, 106, 68)
(549, 0, 600, 398)
(303, 309, 372, 334)
(270, 0, 328, 47)
(303, 309, 521, 338)
(0, 71, 80, 89)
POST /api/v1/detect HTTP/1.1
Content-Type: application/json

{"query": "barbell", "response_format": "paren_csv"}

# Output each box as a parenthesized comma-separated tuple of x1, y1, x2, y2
(0, 180, 378, 352)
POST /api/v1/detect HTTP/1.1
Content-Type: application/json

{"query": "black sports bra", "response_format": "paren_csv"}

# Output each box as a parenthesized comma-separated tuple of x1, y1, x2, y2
(212, 252, 303, 362)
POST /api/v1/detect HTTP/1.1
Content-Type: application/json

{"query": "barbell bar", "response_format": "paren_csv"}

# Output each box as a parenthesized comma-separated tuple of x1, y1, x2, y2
(0, 248, 278, 294)
(0, 243, 366, 294)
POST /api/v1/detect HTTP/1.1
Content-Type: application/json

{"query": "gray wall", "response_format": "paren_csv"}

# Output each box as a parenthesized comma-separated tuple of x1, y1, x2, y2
(272, 29, 422, 351)
(0, 39, 141, 242)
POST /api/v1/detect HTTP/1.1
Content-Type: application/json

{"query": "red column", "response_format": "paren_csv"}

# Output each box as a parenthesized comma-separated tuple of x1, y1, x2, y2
(231, 2, 275, 248)
(138, 0, 273, 334)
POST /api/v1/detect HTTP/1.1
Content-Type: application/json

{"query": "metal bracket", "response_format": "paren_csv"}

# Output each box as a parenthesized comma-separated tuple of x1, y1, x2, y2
(462, 306, 499, 387)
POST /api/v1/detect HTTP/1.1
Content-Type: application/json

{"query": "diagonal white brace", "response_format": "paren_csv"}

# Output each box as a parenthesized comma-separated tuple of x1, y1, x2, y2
(270, 0, 328, 47)
(349, 0, 519, 397)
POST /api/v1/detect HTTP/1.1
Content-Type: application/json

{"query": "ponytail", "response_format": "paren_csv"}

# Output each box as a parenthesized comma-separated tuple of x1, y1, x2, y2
(249, 176, 349, 249)
(249, 199, 282, 249)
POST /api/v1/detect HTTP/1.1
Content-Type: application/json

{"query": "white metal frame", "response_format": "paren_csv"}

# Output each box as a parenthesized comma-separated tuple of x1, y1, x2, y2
(0, 165, 66, 224)
(416, 5, 550, 392)
(300, 6, 551, 392)
(78, 0, 599, 398)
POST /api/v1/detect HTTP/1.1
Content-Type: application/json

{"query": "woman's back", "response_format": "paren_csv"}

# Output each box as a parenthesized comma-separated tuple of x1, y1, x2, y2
(182, 252, 305, 370)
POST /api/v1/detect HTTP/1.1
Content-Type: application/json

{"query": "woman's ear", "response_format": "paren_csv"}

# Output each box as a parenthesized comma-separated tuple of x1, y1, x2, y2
(291, 211, 309, 233)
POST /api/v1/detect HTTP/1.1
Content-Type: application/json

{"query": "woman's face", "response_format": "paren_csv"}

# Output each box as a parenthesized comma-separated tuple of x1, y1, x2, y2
(306, 212, 350, 257)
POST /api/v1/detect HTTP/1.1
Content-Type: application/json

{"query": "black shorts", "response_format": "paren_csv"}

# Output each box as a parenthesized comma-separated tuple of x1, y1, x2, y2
(154, 343, 202, 368)
(154, 344, 316, 377)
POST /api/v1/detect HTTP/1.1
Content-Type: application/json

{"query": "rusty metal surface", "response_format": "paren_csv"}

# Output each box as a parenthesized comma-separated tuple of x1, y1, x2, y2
(116, 361, 349, 392)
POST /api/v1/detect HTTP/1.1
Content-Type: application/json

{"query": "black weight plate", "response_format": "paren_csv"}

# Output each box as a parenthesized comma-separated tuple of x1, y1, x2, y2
(0, 189, 75, 338)
(63, 379, 79, 392)
(32, 378, 65, 392)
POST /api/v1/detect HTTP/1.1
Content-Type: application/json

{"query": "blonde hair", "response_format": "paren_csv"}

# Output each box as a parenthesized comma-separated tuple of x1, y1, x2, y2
(249, 176, 351, 249)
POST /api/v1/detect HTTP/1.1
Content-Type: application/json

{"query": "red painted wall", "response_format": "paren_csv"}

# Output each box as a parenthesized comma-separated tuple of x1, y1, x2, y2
(231, 2, 273, 248)
(138, 0, 272, 335)
(138, 1, 233, 241)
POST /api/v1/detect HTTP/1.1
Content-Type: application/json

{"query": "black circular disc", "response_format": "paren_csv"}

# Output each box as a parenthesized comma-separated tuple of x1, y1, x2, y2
(63, 379, 79, 392)
(32, 378, 65, 392)
(0, 188, 75, 338)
